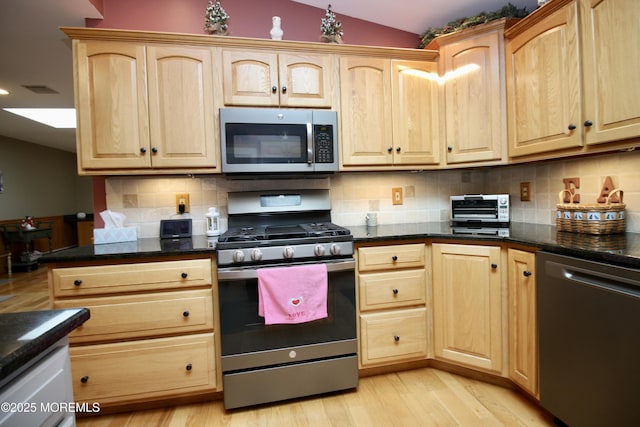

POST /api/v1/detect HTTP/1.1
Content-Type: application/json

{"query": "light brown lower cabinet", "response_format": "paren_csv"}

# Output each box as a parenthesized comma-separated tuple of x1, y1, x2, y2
(357, 243, 428, 368)
(49, 257, 218, 408)
(507, 248, 538, 397)
(70, 333, 216, 404)
(432, 243, 503, 374)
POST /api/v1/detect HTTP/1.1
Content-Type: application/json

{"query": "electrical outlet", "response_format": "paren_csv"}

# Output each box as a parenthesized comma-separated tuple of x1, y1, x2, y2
(392, 187, 403, 205)
(176, 193, 190, 214)
(520, 182, 531, 202)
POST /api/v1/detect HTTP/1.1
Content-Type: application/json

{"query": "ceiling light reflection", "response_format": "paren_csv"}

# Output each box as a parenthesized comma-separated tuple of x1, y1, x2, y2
(401, 63, 481, 84)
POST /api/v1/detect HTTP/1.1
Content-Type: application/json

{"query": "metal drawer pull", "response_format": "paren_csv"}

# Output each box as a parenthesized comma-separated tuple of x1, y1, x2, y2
(81, 376, 89, 383)
(183, 311, 190, 317)
(523, 271, 532, 277)
(392, 255, 398, 261)
(185, 363, 193, 371)
(74, 279, 82, 286)
(491, 263, 498, 269)
(392, 289, 399, 295)
(181, 272, 188, 279)
(393, 335, 400, 342)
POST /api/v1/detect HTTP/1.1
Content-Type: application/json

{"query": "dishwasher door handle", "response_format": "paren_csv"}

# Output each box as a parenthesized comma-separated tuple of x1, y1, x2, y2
(563, 266, 640, 300)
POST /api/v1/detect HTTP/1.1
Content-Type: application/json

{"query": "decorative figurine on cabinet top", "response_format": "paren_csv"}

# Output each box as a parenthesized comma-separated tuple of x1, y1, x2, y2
(204, 1, 229, 35)
(320, 4, 343, 43)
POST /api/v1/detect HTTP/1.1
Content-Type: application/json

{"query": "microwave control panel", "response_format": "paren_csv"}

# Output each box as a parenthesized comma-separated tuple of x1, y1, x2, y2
(314, 124, 334, 163)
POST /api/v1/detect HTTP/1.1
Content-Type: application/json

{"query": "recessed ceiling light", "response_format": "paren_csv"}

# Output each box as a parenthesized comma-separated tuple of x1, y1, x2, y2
(3, 108, 76, 128)
(0, 89, 9, 95)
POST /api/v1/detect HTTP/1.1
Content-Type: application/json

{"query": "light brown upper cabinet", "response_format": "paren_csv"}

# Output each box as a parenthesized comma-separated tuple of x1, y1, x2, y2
(580, 0, 640, 146)
(505, 1, 583, 158)
(74, 40, 218, 174)
(434, 20, 509, 165)
(340, 56, 439, 168)
(222, 49, 333, 108)
(505, 0, 639, 158)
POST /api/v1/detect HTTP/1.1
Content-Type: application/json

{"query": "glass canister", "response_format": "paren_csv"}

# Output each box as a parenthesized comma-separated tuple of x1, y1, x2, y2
(206, 207, 220, 236)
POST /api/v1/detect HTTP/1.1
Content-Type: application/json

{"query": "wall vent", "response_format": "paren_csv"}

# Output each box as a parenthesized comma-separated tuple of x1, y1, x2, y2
(21, 85, 59, 94)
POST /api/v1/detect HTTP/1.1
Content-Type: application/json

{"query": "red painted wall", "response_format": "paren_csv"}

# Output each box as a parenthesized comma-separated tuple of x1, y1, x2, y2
(86, 0, 420, 48)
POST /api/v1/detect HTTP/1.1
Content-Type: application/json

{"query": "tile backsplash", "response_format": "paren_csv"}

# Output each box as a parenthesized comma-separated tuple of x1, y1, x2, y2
(104, 150, 640, 237)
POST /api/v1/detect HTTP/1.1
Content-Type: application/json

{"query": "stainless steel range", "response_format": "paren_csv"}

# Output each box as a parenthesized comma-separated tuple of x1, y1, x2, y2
(216, 189, 358, 409)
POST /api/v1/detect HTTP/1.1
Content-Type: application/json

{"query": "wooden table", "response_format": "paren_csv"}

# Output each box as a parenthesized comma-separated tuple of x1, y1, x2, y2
(0, 223, 53, 272)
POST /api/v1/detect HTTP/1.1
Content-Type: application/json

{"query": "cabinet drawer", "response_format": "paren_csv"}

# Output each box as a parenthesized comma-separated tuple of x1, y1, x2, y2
(53, 289, 214, 343)
(358, 244, 425, 272)
(70, 333, 216, 404)
(359, 269, 426, 311)
(51, 259, 212, 297)
(360, 308, 427, 366)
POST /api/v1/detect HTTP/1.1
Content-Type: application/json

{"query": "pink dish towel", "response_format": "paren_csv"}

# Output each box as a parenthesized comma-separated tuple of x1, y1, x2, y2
(257, 264, 328, 325)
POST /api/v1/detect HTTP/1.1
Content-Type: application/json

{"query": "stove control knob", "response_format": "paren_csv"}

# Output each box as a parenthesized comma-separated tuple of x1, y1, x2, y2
(232, 250, 245, 263)
(283, 246, 295, 259)
(330, 243, 342, 256)
(314, 244, 326, 257)
(251, 248, 263, 261)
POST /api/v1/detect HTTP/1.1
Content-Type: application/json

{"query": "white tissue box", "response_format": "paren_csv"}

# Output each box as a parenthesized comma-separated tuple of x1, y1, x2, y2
(93, 227, 138, 244)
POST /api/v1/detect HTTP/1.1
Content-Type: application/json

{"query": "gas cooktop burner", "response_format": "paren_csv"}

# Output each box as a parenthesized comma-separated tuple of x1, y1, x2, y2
(218, 222, 350, 243)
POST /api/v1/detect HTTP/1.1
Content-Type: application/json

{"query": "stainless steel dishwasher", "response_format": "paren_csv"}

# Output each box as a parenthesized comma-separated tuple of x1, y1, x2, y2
(537, 251, 640, 427)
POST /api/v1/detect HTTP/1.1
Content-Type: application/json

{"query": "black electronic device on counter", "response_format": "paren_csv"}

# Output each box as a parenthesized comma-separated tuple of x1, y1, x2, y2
(160, 219, 192, 239)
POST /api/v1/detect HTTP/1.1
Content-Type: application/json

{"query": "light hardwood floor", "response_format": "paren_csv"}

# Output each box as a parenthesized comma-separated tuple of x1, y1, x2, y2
(0, 267, 555, 427)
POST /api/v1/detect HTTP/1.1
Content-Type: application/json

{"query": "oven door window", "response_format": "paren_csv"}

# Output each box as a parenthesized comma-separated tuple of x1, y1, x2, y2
(218, 268, 356, 356)
(225, 123, 309, 164)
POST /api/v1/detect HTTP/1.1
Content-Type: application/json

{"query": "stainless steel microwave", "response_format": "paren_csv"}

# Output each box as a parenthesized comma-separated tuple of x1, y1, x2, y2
(219, 108, 338, 174)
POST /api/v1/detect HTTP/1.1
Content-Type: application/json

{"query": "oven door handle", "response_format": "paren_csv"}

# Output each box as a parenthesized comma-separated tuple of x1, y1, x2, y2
(218, 259, 355, 281)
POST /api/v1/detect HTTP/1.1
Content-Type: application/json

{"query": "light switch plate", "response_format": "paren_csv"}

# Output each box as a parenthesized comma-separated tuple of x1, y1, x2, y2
(520, 182, 531, 201)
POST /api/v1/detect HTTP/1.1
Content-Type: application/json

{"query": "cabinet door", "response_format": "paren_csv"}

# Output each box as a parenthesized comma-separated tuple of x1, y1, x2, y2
(432, 243, 503, 373)
(505, 2, 583, 157)
(442, 31, 504, 164)
(147, 45, 218, 168)
(222, 50, 279, 106)
(391, 60, 440, 165)
(581, 0, 640, 145)
(508, 249, 538, 397)
(339, 56, 393, 166)
(75, 40, 150, 169)
(278, 52, 332, 108)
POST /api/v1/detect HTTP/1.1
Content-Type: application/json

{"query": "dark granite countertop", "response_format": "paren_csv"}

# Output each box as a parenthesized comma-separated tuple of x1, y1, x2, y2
(40, 235, 217, 263)
(350, 222, 640, 269)
(40, 223, 640, 269)
(0, 308, 90, 383)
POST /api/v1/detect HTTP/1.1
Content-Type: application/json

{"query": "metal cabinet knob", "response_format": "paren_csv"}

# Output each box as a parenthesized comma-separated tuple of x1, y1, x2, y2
(568, 124, 577, 130)
(183, 310, 190, 317)
(447, 146, 453, 152)
(140, 147, 147, 154)
(491, 263, 498, 269)
(393, 335, 400, 342)
(181, 272, 188, 279)
(272, 86, 277, 93)
(392, 288, 399, 295)
(185, 363, 192, 371)
(81, 376, 89, 383)
(74, 279, 82, 286)
(151, 147, 158, 154)
(523, 271, 532, 277)
(396, 147, 401, 153)
(392, 255, 398, 261)
(584, 120, 593, 127)
(387, 147, 393, 153)
(281, 86, 287, 93)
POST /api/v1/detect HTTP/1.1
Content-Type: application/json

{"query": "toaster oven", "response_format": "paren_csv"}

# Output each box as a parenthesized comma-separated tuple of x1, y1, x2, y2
(450, 194, 510, 227)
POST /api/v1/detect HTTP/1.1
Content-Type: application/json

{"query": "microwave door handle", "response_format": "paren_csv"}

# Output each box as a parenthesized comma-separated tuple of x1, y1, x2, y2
(307, 122, 313, 164)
